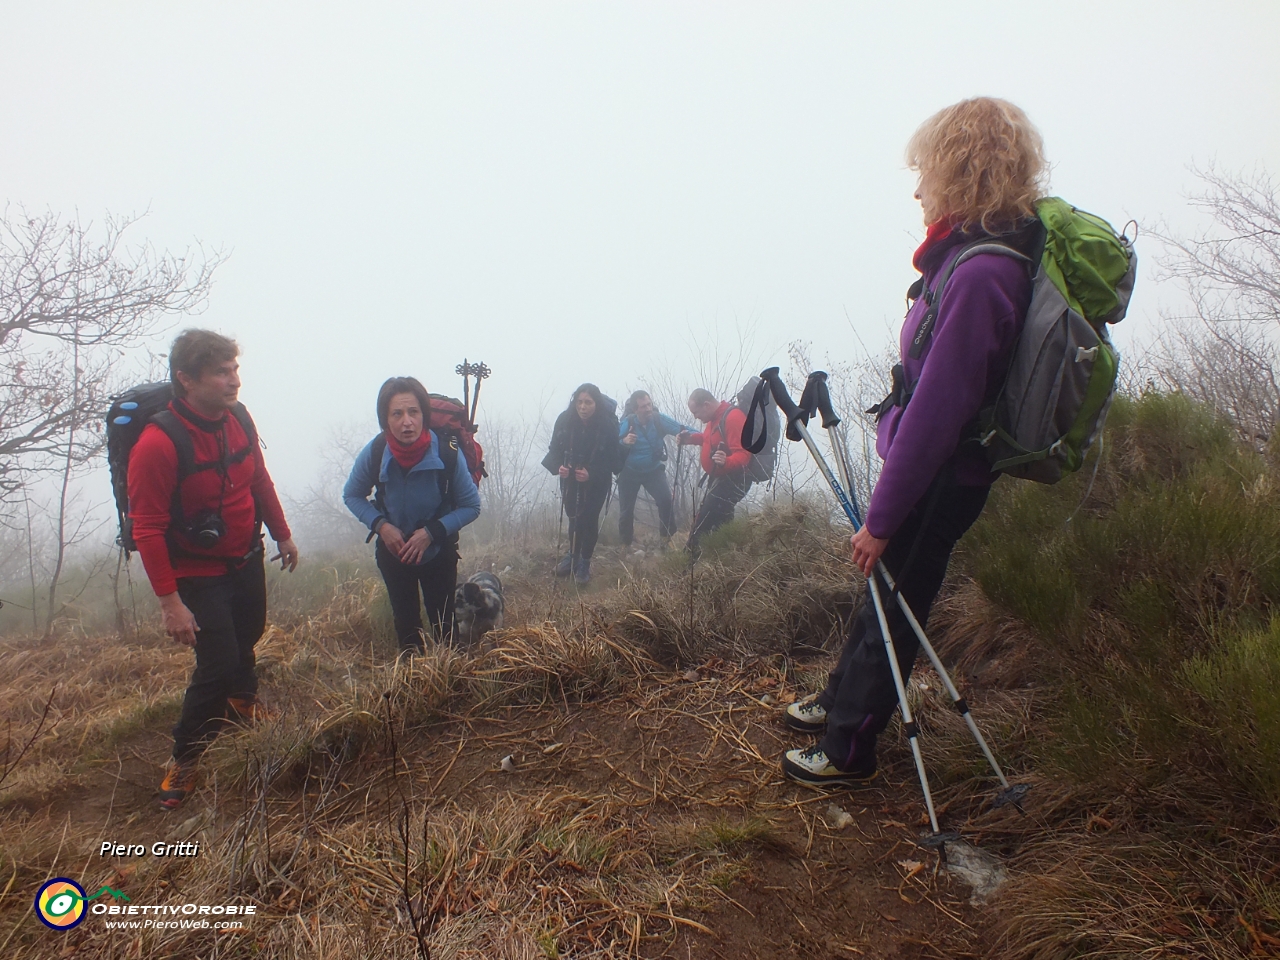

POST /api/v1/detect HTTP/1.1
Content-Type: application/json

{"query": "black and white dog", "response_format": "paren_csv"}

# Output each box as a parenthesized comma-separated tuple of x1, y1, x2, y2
(454, 571, 504, 645)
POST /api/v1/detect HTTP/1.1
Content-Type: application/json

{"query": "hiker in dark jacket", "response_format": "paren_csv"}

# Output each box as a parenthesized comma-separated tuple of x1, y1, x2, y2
(542, 383, 620, 584)
(617, 390, 693, 547)
(783, 97, 1043, 787)
(344, 376, 481, 654)
(679, 388, 750, 558)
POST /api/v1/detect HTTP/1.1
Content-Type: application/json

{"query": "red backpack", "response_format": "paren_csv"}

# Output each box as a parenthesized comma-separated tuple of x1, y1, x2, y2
(428, 394, 486, 485)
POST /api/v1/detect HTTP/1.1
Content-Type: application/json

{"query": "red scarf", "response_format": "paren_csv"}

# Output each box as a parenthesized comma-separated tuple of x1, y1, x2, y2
(912, 219, 954, 272)
(386, 429, 431, 470)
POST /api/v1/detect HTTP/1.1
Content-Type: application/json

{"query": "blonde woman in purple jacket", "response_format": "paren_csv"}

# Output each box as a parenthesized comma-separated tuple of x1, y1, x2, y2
(783, 98, 1046, 786)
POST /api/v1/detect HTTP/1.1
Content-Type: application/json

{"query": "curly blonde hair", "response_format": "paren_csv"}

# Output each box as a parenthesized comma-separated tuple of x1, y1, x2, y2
(906, 97, 1047, 234)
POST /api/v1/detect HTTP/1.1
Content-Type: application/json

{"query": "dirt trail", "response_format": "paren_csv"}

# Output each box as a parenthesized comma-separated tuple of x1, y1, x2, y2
(412, 662, 981, 959)
(6, 654, 985, 958)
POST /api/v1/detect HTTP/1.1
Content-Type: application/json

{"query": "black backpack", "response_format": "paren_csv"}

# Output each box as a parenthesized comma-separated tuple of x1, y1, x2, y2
(106, 382, 258, 554)
(731, 376, 782, 483)
(363, 431, 462, 546)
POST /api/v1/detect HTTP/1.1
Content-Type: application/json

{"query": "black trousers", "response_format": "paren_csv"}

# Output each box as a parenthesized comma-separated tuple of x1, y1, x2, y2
(172, 551, 267, 762)
(562, 478, 610, 560)
(687, 473, 749, 557)
(817, 477, 990, 773)
(376, 539, 459, 651)
(617, 467, 676, 544)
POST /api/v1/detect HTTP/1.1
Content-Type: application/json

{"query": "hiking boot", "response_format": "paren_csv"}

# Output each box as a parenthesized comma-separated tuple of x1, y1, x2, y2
(226, 695, 278, 724)
(781, 744, 876, 788)
(785, 696, 828, 733)
(158, 757, 199, 810)
(573, 558, 591, 585)
(554, 553, 573, 578)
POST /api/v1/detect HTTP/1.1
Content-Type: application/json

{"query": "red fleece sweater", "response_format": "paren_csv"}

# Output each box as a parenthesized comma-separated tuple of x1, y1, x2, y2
(684, 402, 750, 477)
(127, 401, 291, 596)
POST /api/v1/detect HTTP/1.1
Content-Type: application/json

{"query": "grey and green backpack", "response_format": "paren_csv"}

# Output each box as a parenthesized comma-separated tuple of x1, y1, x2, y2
(912, 197, 1136, 483)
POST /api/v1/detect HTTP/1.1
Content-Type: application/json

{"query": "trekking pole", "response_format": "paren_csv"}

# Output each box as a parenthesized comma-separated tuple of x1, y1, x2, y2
(757, 367, 948, 841)
(673, 441, 684, 528)
(469, 362, 491, 425)
(800, 372, 1027, 812)
(456, 360, 472, 417)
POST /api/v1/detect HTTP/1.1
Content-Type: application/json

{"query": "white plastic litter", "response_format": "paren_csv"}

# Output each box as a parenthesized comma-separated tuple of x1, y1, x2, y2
(824, 803, 854, 830)
(944, 840, 1008, 903)
(500, 755, 517, 772)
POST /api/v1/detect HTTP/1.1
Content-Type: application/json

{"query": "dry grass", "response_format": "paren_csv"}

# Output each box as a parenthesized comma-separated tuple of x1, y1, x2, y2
(1, 530, 972, 958)
(2, 491, 1275, 957)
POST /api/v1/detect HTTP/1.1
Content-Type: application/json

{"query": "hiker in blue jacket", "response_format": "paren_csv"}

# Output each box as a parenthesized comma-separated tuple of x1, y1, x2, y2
(344, 376, 481, 654)
(616, 390, 693, 547)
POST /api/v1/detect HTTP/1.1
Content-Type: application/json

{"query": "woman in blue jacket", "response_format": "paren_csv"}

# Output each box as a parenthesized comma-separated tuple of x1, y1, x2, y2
(344, 376, 481, 654)
(616, 390, 692, 547)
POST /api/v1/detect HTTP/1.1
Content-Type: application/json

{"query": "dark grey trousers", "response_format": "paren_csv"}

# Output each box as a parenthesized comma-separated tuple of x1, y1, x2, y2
(817, 478, 990, 773)
(687, 473, 749, 557)
(617, 466, 676, 543)
(172, 551, 266, 762)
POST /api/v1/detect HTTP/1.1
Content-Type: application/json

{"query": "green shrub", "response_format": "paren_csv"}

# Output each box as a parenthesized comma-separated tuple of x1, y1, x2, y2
(1182, 618, 1280, 813)
(954, 390, 1280, 815)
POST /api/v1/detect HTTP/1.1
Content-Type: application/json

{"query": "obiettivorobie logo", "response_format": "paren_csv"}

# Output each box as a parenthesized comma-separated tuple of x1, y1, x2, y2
(35, 878, 130, 931)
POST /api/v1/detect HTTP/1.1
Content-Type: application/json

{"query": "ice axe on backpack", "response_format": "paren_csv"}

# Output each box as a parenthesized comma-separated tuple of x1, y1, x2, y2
(748, 367, 1028, 843)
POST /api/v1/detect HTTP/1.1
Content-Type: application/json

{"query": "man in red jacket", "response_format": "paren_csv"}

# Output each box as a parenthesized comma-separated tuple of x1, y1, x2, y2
(128, 329, 299, 810)
(679, 388, 751, 557)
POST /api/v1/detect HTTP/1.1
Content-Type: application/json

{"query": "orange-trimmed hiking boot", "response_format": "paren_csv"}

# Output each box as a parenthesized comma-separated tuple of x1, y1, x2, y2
(158, 758, 199, 810)
(226, 695, 278, 724)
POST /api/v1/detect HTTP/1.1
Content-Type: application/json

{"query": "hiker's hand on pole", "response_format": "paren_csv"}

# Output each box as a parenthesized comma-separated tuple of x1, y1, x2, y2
(273, 537, 299, 572)
(558, 465, 571, 478)
(399, 528, 431, 564)
(623, 431, 637, 446)
(711, 450, 727, 467)
(574, 467, 589, 483)
(379, 522, 407, 554)
(851, 526, 888, 579)
(677, 430, 692, 445)
(159, 593, 198, 647)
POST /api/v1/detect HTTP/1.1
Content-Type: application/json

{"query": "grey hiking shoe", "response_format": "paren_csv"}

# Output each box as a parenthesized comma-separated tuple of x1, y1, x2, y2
(554, 553, 573, 578)
(573, 558, 591, 585)
(785, 696, 828, 733)
(781, 744, 876, 788)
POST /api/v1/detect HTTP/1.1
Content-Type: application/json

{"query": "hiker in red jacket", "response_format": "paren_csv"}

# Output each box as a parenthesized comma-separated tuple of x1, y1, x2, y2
(128, 329, 298, 810)
(679, 388, 751, 557)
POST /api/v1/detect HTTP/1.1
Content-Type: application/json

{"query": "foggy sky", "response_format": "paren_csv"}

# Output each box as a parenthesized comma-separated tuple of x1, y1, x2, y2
(2, 2, 1277, 496)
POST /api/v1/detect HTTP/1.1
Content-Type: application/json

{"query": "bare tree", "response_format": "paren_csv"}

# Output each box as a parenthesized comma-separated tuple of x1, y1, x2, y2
(283, 421, 370, 556)
(1154, 165, 1280, 446)
(0, 207, 222, 500)
(787, 336, 894, 513)
(477, 412, 553, 545)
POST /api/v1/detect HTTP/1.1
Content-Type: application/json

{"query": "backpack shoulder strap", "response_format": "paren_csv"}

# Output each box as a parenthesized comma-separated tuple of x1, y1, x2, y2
(434, 433, 459, 515)
(150, 409, 196, 481)
(149, 409, 197, 534)
(908, 241, 1032, 359)
(369, 433, 388, 508)
(229, 402, 258, 447)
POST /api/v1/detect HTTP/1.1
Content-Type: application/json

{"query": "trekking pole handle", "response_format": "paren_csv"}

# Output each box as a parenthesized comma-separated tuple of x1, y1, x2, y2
(759, 367, 809, 441)
(803, 371, 841, 429)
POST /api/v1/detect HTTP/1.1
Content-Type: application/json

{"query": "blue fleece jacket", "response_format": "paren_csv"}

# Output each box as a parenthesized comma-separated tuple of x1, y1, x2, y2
(618, 412, 691, 474)
(343, 430, 481, 565)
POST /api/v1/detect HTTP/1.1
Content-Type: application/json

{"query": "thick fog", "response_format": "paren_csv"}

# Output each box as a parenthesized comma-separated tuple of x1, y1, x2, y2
(1, 1, 1277, 498)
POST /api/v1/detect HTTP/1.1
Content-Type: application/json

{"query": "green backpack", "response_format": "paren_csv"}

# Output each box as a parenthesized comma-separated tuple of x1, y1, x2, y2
(922, 198, 1136, 483)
